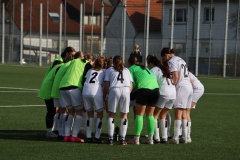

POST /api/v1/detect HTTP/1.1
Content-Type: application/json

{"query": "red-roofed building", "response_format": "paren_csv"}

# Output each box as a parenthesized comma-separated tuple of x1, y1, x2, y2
(2, 0, 114, 63)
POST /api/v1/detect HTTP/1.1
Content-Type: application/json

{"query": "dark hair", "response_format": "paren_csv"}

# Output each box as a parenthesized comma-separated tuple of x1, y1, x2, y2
(147, 56, 171, 78)
(128, 55, 146, 70)
(147, 54, 156, 62)
(93, 56, 105, 70)
(160, 61, 171, 78)
(161, 48, 175, 57)
(61, 46, 76, 58)
(74, 51, 84, 59)
(113, 56, 124, 72)
(106, 56, 114, 69)
(84, 53, 94, 62)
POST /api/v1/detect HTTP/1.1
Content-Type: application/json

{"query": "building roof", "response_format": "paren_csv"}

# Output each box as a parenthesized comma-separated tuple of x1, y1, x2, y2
(118, 0, 162, 32)
(5, 0, 114, 34)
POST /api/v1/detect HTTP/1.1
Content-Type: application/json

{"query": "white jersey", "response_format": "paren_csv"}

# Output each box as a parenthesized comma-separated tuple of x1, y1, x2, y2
(168, 56, 191, 88)
(188, 72, 204, 89)
(104, 67, 133, 89)
(151, 66, 176, 99)
(82, 69, 105, 95)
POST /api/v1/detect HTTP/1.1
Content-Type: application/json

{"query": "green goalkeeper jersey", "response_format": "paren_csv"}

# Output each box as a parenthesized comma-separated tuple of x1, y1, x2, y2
(128, 64, 159, 90)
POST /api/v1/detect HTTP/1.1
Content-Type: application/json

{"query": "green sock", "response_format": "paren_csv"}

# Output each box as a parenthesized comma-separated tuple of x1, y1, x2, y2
(134, 115, 143, 135)
(146, 115, 155, 135)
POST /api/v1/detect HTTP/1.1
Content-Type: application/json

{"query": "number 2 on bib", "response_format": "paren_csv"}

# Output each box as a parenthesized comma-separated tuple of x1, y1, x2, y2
(89, 72, 98, 83)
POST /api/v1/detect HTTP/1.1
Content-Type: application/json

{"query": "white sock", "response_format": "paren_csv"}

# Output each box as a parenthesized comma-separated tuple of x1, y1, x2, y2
(160, 119, 168, 140)
(52, 113, 59, 131)
(166, 112, 171, 137)
(86, 117, 93, 138)
(154, 119, 160, 140)
(80, 112, 87, 131)
(95, 118, 103, 139)
(182, 119, 188, 140)
(57, 113, 62, 136)
(61, 113, 67, 136)
(173, 120, 181, 140)
(187, 122, 191, 139)
(65, 115, 74, 137)
(108, 118, 114, 139)
(72, 115, 83, 137)
(120, 118, 128, 140)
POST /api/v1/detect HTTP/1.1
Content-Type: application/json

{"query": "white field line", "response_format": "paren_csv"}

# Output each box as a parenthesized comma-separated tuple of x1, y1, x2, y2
(0, 105, 45, 108)
(0, 87, 39, 91)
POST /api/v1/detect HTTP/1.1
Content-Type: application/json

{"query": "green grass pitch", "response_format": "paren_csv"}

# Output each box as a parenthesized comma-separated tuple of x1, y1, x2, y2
(0, 64, 240, 160)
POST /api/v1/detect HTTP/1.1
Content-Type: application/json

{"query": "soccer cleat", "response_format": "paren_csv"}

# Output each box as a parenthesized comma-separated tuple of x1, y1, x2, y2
(160, 139, 169, 144)
(153, 139, 160, 144)
(86, 138, 94, 143)
(63, 136, 71, 142)
(94, 138, 104, 144)
(186, 138, 192, 143)
(120, 139, 127, 146)
(70, 136, 85, 143)
(169, 139, 179, 144)
(179, 137, 187, 144)
(46, 131, 58, 138)
(106, 139, 113, 145)
(127, 139, 140, 145)
(148, 139, 154, 145)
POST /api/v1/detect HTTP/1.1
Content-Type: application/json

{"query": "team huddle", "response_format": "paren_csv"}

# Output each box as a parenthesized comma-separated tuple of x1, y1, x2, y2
(38, 46, 204, 145)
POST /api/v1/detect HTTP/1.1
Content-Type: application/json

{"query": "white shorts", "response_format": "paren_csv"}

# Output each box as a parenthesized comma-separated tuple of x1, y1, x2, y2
(53, 98, 65, 108)
(108, 87, 130, 114)
(60, 88, 83, 110)
(174, 84, 193, 109)
(192, 87, 204, 103)
(83, 94, 104, 112)
(156, 96, 175, 110)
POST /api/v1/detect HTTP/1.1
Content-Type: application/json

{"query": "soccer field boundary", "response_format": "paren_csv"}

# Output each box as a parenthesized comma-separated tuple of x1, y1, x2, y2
(0, 87, 39, 91)
(0, 105, 45, 108)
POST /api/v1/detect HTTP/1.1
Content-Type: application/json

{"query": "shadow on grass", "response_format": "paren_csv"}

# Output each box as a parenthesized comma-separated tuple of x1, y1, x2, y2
(0, 130, 60, 142)
(0, 130, 138, 143)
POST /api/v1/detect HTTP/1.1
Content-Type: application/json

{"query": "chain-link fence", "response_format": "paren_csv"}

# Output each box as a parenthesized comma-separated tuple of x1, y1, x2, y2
(0, 0, 240, 77)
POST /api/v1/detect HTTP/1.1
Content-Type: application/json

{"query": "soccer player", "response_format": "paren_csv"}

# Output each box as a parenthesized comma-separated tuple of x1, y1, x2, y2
(50, 49, 79, 138)
(82, 56, 106, 143)
(161, 48, 193, 144)
(186, 70, 204, 143)
(104, 56, 133, 145)
(59, 52, 88, 143)
(38, 47, 75, 138)
(148, 56, 176, 143)
(127, 56, 159, 145)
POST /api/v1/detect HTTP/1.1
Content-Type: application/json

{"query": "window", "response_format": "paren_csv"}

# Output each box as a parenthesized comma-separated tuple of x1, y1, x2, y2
(84, 16, 89, 25)
(83, 15, 100, 26)
(170, 9, 187, 23)
(204, 8, 215, 22)
(49, 12, 60, 22)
